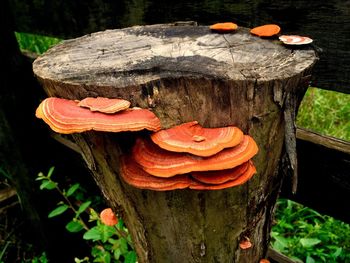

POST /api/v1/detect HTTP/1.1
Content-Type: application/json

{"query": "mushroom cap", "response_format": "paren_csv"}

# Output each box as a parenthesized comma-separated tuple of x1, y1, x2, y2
(191, 161, 250, 185)
(132, 135, 258, 177)
(250, 24, 281, 37)
(150, 121, 244, 157)
(100, 208, 118, 226)
(189, 161, 256, 190)
(120, 156, 192, 191)
(78, 97, 131, 113)
(279, 35, 313, 45)
(210, 22, 238, 32)
(239, 239, 253, 249)
(35, 97, 161, 134)
(120, 156, 256, 191)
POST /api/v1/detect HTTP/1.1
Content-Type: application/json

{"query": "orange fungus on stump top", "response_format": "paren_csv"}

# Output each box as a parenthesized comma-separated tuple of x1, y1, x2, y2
(100, 208, 118, 226)
(250, 24, 281, 37)
(151, 121, 244, 157)
(210, 22, 238, 33)
(77, 97, 131, 114)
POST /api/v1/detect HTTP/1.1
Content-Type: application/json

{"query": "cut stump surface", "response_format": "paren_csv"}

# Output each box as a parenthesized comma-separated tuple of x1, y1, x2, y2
(33, 23, 317, 263)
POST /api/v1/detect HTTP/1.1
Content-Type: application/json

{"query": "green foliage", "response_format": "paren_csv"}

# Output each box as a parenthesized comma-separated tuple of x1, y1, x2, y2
(36, 168, 136, 263)
(297, 87, 350, 141)
(271, 199, 350, 262)
(15, 32, 62, 54)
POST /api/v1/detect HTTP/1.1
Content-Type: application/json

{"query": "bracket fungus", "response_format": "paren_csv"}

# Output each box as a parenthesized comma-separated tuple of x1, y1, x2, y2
(120, 156, 192, 191)
(191, 161, 250, 185)
(77, 97, 131, 114)
(210, 22, 238, 33)
(250, 24, 281, 37)
(132, 135, 258, 177)
(150, 121, 244, 157)
(119, 121, 259, 191)
(190, 162, 256, 190)
(35, 97, 161, 134)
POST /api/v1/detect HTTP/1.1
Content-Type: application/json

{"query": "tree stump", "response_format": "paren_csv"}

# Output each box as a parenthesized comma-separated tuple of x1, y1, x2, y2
(33, 23, 317, 262)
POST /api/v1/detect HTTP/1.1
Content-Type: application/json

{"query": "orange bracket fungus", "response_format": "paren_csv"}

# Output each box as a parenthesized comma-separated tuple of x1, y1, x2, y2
(132, 135, 258, 177)
(120, 156, 256, 191)
(279, 35, 313, 45)
(120, 156, 192, 191)
(209, 22, 238, 33)
(150, 121, 244, 157)
(189, 161, 256, 190)
(77, 97, 131, 114)
(250, 24, 281, 37)
(35, 97, 161, 134)
(100, 208, 118, 226)
(191, 161, 250, 185)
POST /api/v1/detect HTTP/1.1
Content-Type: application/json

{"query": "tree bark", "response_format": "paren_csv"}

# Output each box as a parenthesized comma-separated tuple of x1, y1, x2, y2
(33, 23, 317, 262)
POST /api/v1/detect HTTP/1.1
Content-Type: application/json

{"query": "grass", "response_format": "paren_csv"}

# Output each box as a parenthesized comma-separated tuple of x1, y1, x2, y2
(297, 87, 350, 141)
(14, 32, 62, 54)
(13, 32, 350, 262)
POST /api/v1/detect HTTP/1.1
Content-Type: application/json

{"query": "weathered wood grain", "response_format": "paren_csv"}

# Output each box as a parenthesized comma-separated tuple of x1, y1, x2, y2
(12, 0, 349, 93)
(33, 24, 317, 262)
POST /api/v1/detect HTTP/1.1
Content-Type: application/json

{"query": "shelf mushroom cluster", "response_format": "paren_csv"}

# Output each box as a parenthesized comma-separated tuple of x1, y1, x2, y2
(35, 97, 161, 133)
(120, 121, 259, 191)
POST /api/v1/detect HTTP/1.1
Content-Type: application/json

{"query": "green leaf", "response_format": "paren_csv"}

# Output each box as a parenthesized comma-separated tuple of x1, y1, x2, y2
(306, 255, 315, 263)
(332, 247, 342, 258)
(124, 251, 137, 263)
(77, 201, 91, 215)
(300, 238, 321, 247)
(83, 227, 101, 241)
(40, 180, 57, 190)
(35, 172, 46, 180)
(100, 225, 115, 243)
(66, 183, 80, 197)
(47, 166, 55, 178)
(48, 204, 69, 218)
(113, 248, 121, 260)
(66, 220, 84, 232)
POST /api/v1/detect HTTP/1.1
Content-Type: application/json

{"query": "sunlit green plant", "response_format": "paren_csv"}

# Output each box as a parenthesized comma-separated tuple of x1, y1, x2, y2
(297, 87, 350, 141)
(15, 32, 62, 54)
(36, 167, 136, 263)
(271, 199, 350, 263)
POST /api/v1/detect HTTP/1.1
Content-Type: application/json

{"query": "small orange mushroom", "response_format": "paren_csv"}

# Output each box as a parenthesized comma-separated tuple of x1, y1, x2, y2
(77, 97, 131, 113)
(100, 208, 118, 226)
(35, 97, 161, 134)
(259, 259, 270, 263)
(151, 121, 244, 157)
(210, 22, 238, 33)
(239, 237, 252, 249)
(250, 24, 281, 37)
(191, 161, 250, 185)
(132, 135, 258, 177)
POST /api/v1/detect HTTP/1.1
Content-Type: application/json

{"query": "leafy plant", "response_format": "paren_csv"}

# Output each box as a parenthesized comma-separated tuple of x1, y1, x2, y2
(36, 167, 136, 263)
(271, 199, 350, 262)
